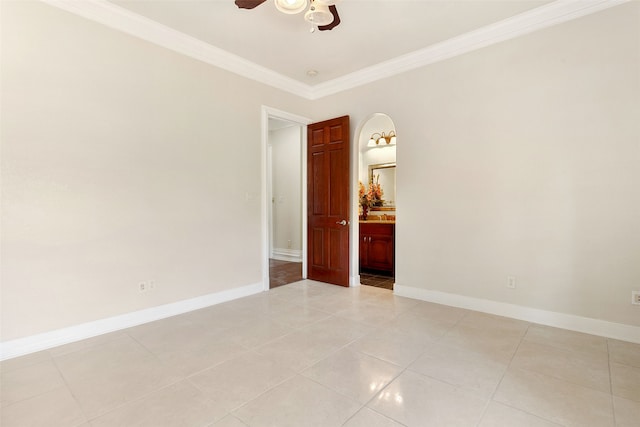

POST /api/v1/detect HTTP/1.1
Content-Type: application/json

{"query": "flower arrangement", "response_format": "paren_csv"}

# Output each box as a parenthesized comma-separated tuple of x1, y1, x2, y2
(367, 174, 384, 207)
(359, 175, 384, 219)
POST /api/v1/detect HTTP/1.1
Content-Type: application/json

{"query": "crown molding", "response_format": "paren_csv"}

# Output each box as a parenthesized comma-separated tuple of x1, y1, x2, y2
(42, 0, 629, 101)
(310, 0, 630, 99)
(41, 0, 314, 99)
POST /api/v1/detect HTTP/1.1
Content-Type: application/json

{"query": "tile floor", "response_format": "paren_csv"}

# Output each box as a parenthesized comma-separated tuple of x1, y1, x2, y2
(1, 280, 639, 426)
(360, 273, 395, 290)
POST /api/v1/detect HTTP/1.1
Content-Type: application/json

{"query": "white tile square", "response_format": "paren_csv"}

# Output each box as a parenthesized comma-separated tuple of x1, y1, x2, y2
(302, 348, 403, 404)
(368, 370, 487, 426)
(233, 375, 360, 427)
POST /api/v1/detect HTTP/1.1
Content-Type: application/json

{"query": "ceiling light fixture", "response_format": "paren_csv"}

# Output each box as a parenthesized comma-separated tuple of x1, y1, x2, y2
(274, 0, 308, 14)
(235, 0, 341, 31)
(368, 131, 397, 147)
(304, 1, 333, 26)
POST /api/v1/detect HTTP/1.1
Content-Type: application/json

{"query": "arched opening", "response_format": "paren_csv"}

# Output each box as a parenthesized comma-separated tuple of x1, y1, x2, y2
(356, 113, 397, 290)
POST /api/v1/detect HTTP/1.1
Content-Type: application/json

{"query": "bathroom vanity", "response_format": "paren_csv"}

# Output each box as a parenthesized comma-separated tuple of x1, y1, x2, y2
(359, 221, 395, 276)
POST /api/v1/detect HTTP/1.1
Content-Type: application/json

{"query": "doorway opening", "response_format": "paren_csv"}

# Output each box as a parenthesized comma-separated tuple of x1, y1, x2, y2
(356, 113, 397, 290)
(261, 107, 311, 291)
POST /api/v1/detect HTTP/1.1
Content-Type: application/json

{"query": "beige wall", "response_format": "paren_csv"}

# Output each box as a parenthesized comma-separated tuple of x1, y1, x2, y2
(2, 0, 638, 344)
(270, 126, 302, 255)
(312, 2, 640, 327)
(0, 1, 310, 341)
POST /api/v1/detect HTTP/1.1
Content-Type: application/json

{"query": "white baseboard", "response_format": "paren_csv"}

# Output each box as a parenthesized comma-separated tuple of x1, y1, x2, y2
(350, 274, 362, 287)
(271, 248, 302, 263)
(394, 284, 640, 344)
(0, 282, 263, 361)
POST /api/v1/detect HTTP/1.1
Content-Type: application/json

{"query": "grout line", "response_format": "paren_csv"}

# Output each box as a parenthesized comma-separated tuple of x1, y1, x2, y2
(473, 322, 531, 426)
(607, 338, 617, 426)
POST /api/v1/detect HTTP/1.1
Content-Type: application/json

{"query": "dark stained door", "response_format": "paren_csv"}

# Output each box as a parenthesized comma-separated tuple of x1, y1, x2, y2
(307, 116, 350, 287)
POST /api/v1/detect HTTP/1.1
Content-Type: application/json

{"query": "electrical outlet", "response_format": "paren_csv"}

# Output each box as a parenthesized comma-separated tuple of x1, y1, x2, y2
(507, 276, 517, 289)
(139, 283, 146, 293)
(632, 291, 640, 305)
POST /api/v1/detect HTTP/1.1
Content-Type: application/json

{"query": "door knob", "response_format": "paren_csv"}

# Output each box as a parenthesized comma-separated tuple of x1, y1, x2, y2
(336, 220, 347, 226)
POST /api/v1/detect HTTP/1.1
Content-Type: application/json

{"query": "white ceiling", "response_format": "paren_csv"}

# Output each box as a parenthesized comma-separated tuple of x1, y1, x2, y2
(47, 0, 624, 98)
(111, 0, 552, 85)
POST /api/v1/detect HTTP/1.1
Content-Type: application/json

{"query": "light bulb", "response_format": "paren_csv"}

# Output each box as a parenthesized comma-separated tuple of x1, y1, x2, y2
(275, 0, 308, 14)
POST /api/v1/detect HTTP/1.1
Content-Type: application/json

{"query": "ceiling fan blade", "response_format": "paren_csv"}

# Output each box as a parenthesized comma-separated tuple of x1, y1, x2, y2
(234, 0, 267, 9)
(318, 5, 340, 31)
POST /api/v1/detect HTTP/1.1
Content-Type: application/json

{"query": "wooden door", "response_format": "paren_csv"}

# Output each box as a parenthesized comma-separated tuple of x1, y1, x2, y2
(307, 116, 350, 286)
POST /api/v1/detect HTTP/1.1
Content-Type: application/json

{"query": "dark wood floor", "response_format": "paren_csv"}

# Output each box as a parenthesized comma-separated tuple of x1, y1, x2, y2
(269, 259, 303, 289)
(360, 272, 394, 290)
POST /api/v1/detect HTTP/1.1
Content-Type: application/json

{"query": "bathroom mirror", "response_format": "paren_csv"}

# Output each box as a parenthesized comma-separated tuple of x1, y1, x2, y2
(368, 162, 396, 208)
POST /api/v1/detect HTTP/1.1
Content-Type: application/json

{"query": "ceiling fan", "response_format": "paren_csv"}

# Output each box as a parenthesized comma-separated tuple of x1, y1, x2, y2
(234, 0, 341, 32)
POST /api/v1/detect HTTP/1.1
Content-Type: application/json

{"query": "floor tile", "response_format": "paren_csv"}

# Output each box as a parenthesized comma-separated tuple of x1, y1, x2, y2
(2, 281, 634, 427)
(366, 292, 419, 313)
(268, 304, 332, 328)
(439, 323, 524, 363)
(255, 316, 371, 372)
(343, 407, 404, 427)
(510, 340, 610, 393)
(301, 348, 403, 404)
(0, 359, 66, 406)
(523, 324, 609, 358)
(0, 387, 87, 427)
(125, 314, 212, 356)
(479, 401, 561, 427)
(233, 374, 361, 427)
(408, 342, 508, 398)
(608, 339, 640, 368)
(48, 331, 126, 358)
(383, 311, 455, 343)
(222, 292, 298, 316)
(153, 335, 249, 378)
(459, 311, 530, 334)
(304, 292, 366, 314)
(350, 329, 429, 368)
(224, 318, 296, 349)
(0, 351, 51, 374)
(268, 281, 337, 303)
(183, 304, 256, 334)
(334, 300, 400, 326)
(54, 335, 182, 418)
(89, 380, 226, 426)
(493, 367, 614, 426)
(213, 414, 250, 426)
(188, 351, 296, 412)
(610, 362, 640, 402)
(128, 316, 249, 376)
(368, 370, 487, 427)
(613, 396, 640, 427)
(409, 300, 468, 324)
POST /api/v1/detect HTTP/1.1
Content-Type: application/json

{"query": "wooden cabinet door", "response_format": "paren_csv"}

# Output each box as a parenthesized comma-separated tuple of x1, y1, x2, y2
(359, 233, 369, 269)
(367, 234, 394, 271)
(359, 222, 395, 275)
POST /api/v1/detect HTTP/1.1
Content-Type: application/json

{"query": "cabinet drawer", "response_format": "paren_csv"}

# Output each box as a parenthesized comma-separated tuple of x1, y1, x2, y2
(359, 222, 394, 236)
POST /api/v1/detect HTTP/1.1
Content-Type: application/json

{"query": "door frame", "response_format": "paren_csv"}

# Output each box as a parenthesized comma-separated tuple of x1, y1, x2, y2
(261, 106, 312, 291)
